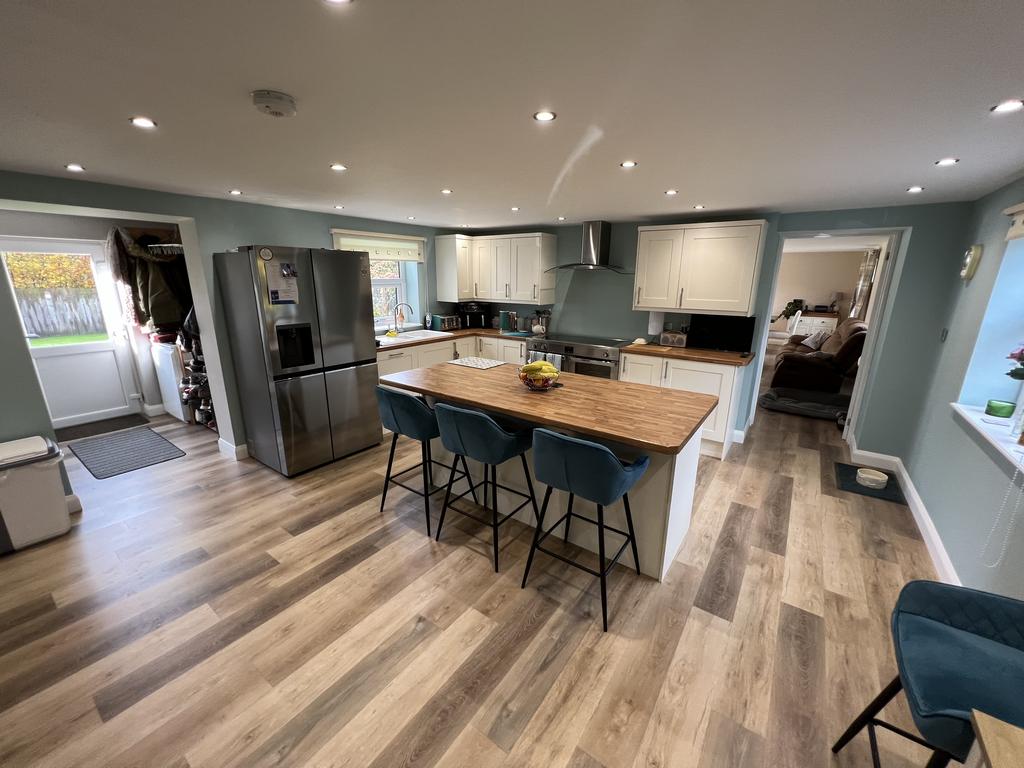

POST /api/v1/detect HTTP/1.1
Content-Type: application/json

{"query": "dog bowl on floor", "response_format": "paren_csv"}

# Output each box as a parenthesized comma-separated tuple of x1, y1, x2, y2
(856, 468, 888, 489)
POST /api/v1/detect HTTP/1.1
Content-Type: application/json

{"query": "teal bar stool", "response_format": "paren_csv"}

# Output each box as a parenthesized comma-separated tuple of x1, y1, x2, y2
(433, 403, 539, 572)
(833, 580, 1024, 767)
(522, 428, 649, 631)
(376, 386, 477, 537)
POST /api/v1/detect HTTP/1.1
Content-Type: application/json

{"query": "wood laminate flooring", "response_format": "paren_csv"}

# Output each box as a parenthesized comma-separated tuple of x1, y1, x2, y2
(0, 361, 937, 767)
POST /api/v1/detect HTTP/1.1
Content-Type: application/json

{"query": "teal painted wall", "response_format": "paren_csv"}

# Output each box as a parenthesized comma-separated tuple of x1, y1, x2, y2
(904, 175, 1024, 597)
(0, 170, 439, 456)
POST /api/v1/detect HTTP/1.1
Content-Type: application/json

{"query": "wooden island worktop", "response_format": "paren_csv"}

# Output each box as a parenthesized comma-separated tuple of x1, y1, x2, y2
(380, 361, 718, 580)
(379, 362, 718, 454)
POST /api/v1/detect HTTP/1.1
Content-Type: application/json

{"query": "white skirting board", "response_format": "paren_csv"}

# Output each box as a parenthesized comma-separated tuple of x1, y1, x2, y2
(848, 435, 960, 585)
(142, 403, 166, 418)
(218, 438, 249, 460)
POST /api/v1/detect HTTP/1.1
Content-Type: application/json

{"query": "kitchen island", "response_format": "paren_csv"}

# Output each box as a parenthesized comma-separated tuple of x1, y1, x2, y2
(379, 362, 718, 580)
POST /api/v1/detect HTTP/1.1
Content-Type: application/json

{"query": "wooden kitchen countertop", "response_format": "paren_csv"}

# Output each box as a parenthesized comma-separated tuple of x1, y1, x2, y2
(621, 343, 755, 367)
(971, 710, 1024, 768)
(375, 328, 506, 352)
(379, 363, 718, 454)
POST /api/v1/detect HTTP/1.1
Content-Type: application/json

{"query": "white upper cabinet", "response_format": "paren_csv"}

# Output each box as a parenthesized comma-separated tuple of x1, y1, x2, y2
(435, 233, 556, 305)
(632, 220, 766, 316)
(634, 229, 684, 309)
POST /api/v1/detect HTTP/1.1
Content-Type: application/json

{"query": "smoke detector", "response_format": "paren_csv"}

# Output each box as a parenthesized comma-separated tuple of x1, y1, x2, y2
(251, 90, 297, 118)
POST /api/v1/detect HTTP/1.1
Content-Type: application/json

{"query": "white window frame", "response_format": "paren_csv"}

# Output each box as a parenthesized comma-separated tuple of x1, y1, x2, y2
(369, 261, 408, 331)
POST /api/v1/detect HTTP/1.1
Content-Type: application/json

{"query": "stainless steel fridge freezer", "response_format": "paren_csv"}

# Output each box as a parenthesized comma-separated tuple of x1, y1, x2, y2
(215, 245, 381, 476)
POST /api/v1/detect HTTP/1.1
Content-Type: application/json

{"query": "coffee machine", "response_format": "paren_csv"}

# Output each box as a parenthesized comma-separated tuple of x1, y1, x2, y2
(457, 301, 491, 329)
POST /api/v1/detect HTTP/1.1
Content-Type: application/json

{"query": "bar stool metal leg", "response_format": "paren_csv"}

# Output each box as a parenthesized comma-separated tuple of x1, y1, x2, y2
(435, 458, 459, 542)
(380, 432, 399, 514)
(419, 441, 432, 538)
(832, 676, 902, 754)
(521, 486, 552, 588)
(519, 454, 540, 524)
(490, 464, 500, 571)
(425, 440, 435, 489)
(460, 456, 479, 504)
(597, 504, 608, 632)
(622, 493, 640, 575)
(563, 494, 574, 542)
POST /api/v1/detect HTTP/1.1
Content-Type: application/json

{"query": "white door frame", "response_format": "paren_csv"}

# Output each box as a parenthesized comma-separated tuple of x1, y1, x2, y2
(748, 226, 908, 446)
(0, 199, 241, 458)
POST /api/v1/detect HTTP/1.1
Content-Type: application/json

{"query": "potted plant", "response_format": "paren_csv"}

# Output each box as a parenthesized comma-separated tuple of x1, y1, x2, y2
(1008, 346, 1024, 380)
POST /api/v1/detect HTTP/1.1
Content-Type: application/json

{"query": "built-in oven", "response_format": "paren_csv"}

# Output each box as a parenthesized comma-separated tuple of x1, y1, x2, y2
(527, 336, 623, 380)
(564, 353, 618, 379)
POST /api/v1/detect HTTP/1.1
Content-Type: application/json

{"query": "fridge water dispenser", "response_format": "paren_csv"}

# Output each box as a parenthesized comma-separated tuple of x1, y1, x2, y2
(276, 323, 316, 369)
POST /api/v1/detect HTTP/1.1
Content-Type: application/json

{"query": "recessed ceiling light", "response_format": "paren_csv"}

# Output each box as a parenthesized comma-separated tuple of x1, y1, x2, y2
(991, 99, 1024, 114)
(557, 216, 566, 221)
(814, 233, 832, 238)
(533, 111, 556, 122)
(906, 185, 924, 194)
(64, 163, 85, 173)
(440, 188, 452, 195)
(665, 189, 678, 196)
(407, 216, 416, 220)
(511, 207, 520, 212)
(693, 204, 705, 210)
(329, 163, 347, 172)
(619, 160, 637, 169)
(935, 157, 960, 166)
(229, 189, 243, 196)
(129, 116, 157, 129)
(334, 205, 344, 209)
(324, 0, 353, 5)
(460, 224, 470, 228)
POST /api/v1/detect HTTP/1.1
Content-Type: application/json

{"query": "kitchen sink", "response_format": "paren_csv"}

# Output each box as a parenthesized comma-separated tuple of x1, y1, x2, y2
(375, 329, 454, 345)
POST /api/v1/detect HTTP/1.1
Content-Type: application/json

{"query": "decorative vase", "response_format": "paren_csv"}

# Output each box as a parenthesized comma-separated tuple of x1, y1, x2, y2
(1012, 381, 1024, 439)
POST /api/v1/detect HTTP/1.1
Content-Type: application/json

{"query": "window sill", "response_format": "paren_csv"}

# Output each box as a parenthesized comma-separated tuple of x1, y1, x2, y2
(951, 402, 1024, 473)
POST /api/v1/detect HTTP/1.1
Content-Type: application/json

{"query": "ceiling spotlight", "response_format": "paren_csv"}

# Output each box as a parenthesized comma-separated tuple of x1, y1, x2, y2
(64, 163, 85, 173)
(407, 216, 416, 220)
(329, 163, 347, 172)
(229, 189, 243, 196)
(814, 233, 832, 238)
(935, 157, 960, 166)
(619, 160, 637, 169)
(129, 116, 157, 129)
(324, 0, 354, 5)
(665, 189, 678, 196)
(460, 224, 470, 228)
(511, 207, 520, 212)
(440, 188, 452, 195)
(557, 216, 566, 221)
(334, 205, 344, 209)
(991, 99, 1024, 114)
(533, 110, 556, 122)
(906, 185, 924, 194)
(693, 204, 705, 210)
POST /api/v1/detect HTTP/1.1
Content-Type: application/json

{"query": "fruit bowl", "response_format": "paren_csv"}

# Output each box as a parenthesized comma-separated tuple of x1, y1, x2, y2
(517, 365, 559, 391)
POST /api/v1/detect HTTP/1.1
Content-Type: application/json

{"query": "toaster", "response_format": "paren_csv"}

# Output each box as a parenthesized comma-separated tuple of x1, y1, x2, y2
(430, 314, 461, 331)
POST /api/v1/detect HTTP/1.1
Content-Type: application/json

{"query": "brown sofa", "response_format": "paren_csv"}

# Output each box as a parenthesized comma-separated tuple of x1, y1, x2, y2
(769, 318, 868, 393)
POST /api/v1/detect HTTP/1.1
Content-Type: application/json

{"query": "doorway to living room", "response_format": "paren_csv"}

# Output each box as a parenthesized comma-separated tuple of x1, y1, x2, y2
(753, 230, 901, 444)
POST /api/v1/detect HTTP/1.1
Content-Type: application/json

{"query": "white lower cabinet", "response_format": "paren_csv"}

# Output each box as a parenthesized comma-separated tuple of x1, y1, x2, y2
(376, 341, 456, 376)
(477, 337, 499, 359)
(377, 348, 415, 376)
(497, 339, 526, 365)
(619, 352, 745, 459)
(454, 337, 475, 359)
(619, 353, 663, 387)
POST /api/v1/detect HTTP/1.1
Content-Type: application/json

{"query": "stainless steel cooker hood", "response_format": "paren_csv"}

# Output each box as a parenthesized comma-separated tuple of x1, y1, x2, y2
(548, 220, 628, 272)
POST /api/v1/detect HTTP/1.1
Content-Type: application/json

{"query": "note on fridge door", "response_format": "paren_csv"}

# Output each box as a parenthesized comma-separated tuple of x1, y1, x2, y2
(268, 262, 300, 305)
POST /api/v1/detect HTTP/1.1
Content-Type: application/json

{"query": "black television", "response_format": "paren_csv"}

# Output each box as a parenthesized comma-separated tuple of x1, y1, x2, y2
(686, 314, 756, 353)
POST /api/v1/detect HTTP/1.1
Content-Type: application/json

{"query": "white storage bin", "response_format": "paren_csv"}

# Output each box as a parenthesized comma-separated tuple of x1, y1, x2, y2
(0, 437, 70, 553)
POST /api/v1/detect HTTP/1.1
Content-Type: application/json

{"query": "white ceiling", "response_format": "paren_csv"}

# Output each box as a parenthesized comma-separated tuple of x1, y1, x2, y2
(1, 0, 1023, 229)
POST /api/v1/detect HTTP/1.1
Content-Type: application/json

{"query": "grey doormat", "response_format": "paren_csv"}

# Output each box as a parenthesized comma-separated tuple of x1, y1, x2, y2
(834, 462, 907, 505)
(55, 414, 149, 443)
(69, 427, 185, 479)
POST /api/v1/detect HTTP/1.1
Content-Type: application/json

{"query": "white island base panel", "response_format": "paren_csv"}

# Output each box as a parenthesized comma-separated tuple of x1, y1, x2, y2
(429, 432, 701, 582)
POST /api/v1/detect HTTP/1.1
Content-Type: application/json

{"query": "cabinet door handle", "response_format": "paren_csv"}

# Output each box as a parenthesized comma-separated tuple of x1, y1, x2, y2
(533, 284, 537, 299)
(506, 283, 510, 298)
(662, 360, 668, 380)
(678, 287, 684, 306)
(636, 286, 642, 305)
(622, 357, 627, 374)
(474, 282, 478, 295)
(388, 352, 404, 358)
